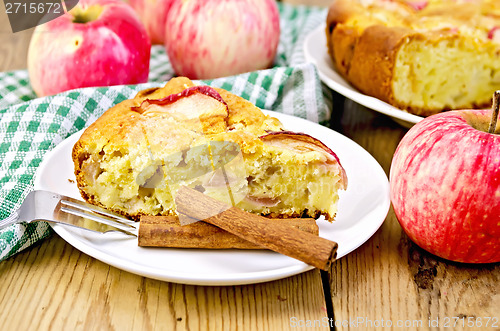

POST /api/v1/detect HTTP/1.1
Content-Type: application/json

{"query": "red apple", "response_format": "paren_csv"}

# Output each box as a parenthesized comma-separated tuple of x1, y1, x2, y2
(390, 109, 500, 263)
(164, 0, 280, 79)
(28, 0, 151, 97)
(126, 0, 174, 44)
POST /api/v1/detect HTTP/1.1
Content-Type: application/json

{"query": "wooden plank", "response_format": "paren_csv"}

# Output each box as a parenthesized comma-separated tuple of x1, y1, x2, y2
(0, 10, 32, 71)
(0, 235, 329, 330)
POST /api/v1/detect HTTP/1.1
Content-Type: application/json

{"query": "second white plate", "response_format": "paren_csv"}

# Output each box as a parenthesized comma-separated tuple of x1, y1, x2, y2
(303, 24, 424, 127)
(34, 111, 390, 285)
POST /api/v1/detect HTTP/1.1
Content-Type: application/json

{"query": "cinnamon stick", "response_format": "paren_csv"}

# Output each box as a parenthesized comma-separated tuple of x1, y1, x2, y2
(174, 186, 338, 270)
(138, 216, 319, 249)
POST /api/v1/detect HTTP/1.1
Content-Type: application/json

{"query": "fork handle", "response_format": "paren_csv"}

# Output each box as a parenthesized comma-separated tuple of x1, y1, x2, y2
(0, 211, 20, 230)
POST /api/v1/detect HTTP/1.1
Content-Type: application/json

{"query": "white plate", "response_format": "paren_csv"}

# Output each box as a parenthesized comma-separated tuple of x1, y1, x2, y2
(303, 24, 424, 127)
(34, 111, 390, 285)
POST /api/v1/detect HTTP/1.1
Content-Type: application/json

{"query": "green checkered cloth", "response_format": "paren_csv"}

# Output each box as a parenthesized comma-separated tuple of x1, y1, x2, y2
(0, 4, 330, 261)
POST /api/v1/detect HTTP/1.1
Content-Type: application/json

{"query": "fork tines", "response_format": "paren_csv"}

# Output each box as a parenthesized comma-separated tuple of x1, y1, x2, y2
(60, 199, 137, 236)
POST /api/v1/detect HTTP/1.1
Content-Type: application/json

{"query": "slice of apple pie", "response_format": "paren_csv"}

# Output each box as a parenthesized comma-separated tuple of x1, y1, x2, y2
(72, 77, 347, 221)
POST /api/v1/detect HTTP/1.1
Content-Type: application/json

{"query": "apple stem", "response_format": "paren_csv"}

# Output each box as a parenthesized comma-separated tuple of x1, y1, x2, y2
(489, 91, 500, 134)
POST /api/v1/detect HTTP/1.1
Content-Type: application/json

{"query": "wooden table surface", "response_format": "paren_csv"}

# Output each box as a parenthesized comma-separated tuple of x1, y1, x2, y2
(0, 1, 499, 330)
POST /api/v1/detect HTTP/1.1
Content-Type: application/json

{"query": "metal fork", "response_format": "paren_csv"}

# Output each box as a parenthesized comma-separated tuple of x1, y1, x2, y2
(0, 190, 138, 236)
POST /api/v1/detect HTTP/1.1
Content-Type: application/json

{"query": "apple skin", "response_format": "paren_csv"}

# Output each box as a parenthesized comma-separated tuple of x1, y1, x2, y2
(28, 0, 151, 97)
(133, 85, 228, 111)
(126, 0, 174, 44)
(260, 131, 342, 166)
(132, 85, 229, 119)
(164, 0, 280, 79)
(259, 131, 348, 189)
(390, 109, 500, 263)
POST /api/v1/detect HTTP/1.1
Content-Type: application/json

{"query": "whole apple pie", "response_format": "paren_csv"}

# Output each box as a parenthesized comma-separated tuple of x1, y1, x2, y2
(72, 77, 347, 221)
(326, 0, 500, 116)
